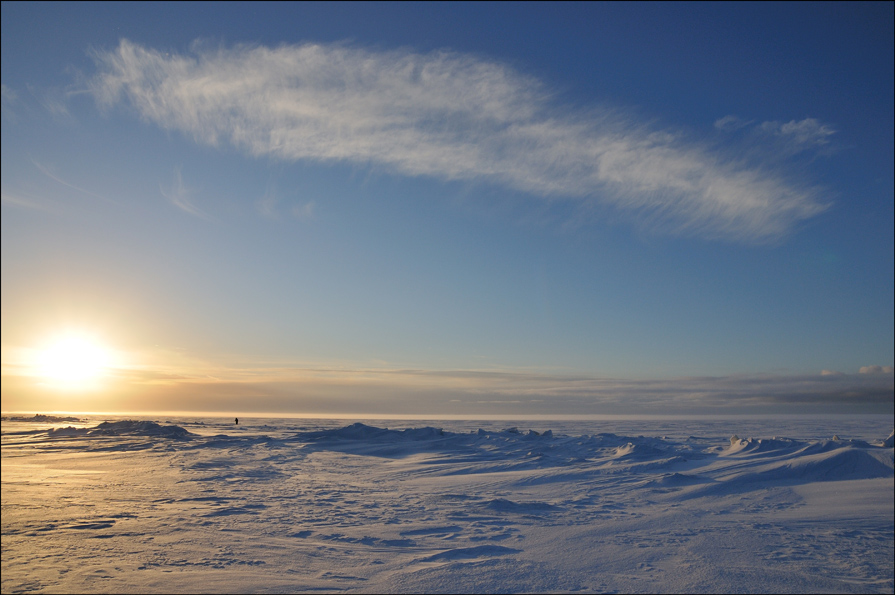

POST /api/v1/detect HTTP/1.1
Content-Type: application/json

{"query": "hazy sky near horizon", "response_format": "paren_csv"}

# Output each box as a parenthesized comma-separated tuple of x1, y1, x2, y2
(2, 2, 892, 415)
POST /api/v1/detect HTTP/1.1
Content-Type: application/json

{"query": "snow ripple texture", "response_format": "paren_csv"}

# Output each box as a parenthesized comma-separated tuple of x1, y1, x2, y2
(2, 416, 893, 593)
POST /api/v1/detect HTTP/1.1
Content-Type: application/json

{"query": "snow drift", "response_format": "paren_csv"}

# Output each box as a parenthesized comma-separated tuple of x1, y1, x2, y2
(2, 416, 892, 594)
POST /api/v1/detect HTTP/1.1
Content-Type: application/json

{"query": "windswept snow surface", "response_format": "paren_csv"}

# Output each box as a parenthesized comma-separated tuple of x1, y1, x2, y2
(2, 416, 893, 594)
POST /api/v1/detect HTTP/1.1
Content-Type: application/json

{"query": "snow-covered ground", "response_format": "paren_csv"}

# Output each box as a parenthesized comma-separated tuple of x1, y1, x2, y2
(2, 415, 893, 593)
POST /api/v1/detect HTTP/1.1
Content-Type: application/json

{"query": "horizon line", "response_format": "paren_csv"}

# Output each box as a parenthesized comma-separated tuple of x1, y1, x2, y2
(4, 410, 893, 421)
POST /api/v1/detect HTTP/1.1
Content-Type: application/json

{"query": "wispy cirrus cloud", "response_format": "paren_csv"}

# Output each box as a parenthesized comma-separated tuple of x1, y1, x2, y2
(254, 181, 315, 221)
(713, 115, 754, 132)
(716, 115, 836, 156)
(1, 160, 114, 213)
(160, 167, 214, 221)
(760, 117, 835, 148)
(90, 40, 830, 243)
(1, 191, 55, 212)
(292, 201, 315, 221)
(1, 84, 17, 122)
(32, 159, 117, 204)
(254, 181, 280, 219)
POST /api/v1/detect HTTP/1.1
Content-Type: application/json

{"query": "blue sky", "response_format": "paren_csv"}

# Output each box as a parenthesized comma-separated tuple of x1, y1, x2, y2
(2, 2, 892, 415)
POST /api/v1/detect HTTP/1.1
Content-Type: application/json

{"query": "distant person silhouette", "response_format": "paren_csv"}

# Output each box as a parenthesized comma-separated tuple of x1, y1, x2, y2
(235, 417, 239, 425)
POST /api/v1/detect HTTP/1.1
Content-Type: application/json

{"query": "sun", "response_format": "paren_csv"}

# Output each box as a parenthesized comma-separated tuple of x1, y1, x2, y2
(37, 334, 116, 389)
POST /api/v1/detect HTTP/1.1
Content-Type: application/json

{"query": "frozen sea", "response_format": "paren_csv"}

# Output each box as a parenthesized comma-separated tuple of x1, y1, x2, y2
(2, 414, 893, 594)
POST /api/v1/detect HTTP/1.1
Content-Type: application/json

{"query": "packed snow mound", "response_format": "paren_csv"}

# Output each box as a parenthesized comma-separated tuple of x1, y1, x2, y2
(320, 422, 391, 440)
(299, 423, 565, 446)
(290, 424, 703, 472)
(798, 438, 874, 455)
(301, 423, 447, 442)
(290, 424, 895, 486)
(43, 421, 193, 440)
(720, 445, 894, 485)
(2, 414, 82, 423)
(88, 420, 193, 438)
(580, 432, 670, 449)
(727, 436, 879, 458)
(613, 442, 665, 459)
(47, 426, 91, 437)
(300, 423, 565, 445)
(417, 545, 522, 563)
(648, 472, 708, 487)
(727, 436, 800, 454)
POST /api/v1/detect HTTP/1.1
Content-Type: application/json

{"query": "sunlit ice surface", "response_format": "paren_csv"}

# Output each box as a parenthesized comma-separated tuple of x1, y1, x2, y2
(1, 414, 892, 593)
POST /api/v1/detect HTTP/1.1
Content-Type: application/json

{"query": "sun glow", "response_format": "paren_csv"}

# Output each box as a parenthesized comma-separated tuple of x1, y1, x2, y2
(36, 334, 117, 389)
